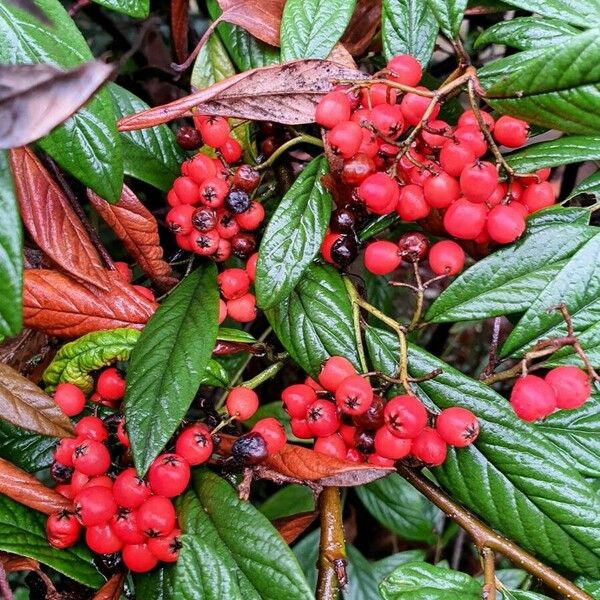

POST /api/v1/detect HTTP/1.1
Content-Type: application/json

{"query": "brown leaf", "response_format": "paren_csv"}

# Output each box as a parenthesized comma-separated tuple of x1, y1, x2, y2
(9, 147, 111, 290)
(118, 60, 366, 131)
(327, 44, 357, 69)
(23, 269, 157, 338)
(273, 511, 317, 545)
(217, 0, 284, 47)
(88, 186, 177, 291)
(0, 329, 50, 374)
(0, 364, 73, 437)
(341, 0, 381, 56)
(0, 61, 113, 150)
(0, 458, 70, 515)
(171, 0, 189, 64)
(92, 573, 125, 600)
(0, 553, 40, 574)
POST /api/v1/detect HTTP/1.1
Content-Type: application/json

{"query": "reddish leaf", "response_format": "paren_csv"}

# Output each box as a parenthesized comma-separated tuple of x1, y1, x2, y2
(0, 458, 70, 515)
(118, 60, 366, 130)
(9, 147, 111, 290)
(23, 269, 157, 338)
(341, 0, 381, 56)
(92, 573, 125, 600)
(217, 0, 284, 47)
(273, 511, 317, 545)
(88, 186, 178, 291)
(0, 553, 40, 573)
(171, 0, 189, 64)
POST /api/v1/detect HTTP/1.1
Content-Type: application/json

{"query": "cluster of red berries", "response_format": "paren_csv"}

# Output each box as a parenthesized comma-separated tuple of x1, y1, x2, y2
(509, 366, 592, 422)
(280, 356, 479, 467)
(216, 255, 258, 324)
(166, 116, 264, 261)
(316, 54, 556, 269)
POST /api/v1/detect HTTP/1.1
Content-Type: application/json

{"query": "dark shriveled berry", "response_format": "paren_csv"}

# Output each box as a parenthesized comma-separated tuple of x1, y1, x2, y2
(231, 432, 268, 465)
(231, 233, 256, 258)
(232, 165, 261, 193)
(176, 126, 202, 150)
(192, 207, 218, 232)
(355, 429, 375, 454)
(331, 234, 358, 268)
(353, 396, 385, 430)
(51, 462, 73, 483)
(330, 208, 357, 234)
(397, 231, 429, 262)
(226, 189, 251, 214)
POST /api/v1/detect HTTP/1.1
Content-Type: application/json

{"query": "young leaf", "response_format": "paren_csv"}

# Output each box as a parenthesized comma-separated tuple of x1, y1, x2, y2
(382, 0, 438, 66)
(426, 0, 467, 39)
(0, 151, 23, 337)
(256, 156, 332, 309)
(0, 419, 56, 472)
(92, 0, 148, 18)
(366, 327, 600, 576)
(135, 469, 313, 599)
(499, 0, 600, 28)
(265, 264, 362, 376)
(341, 0, 382, 55)
(125, 265, 219, 475)
(43, 328, 140, 394)
(280, 0, 357, 60)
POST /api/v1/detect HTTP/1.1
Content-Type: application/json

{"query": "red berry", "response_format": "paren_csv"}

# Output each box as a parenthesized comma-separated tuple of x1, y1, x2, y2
(148, 453, 190, 498)
(189, 229, 220, 256)
(70, 470, 90, 494)
(167, 189, 181, 207)
(55, 437, 80, 467)
(148, 528, 182, 563)
(290, 418, 313, 439)
(545, 366, 591, 410)
(166, 205, 195, 235)
(117, 420, 130, 448)
(198, 116, 230, 148)
(439, 141, 476, 177)
(110, 508, 145, 545)
(54, 486, 73, 500)
(374, 427, 412, 460)
(460, 161, 498, 204)
(187, 154, 217, 184)
(339, 423, 357, 447)
(453, 126, 487, 158)
(86, 523, 123, 555)
(493, 116, 529, 147)
(436, 407, 480, 447)
(122, 543, 158, 573)
(458, 110, 495, 131)
(315, 91, 352, 129)
(486, 204, 526, 244)
(72, 440, 111, 476)
(443, 198, 488, 240)
(341, 154, 376, 186)
(423, 172, 461, 209)
(368, 453, 395, 467)
(246, 253, 258, 281)
(361, 83, 396, 107)
(364, 241, 401, 275)
(510, 375, 557, 421)
(314, 434, 346, 459)
(400, 90, 439, 126)
(321, 231, 341, 264)
(218, 299, 227, 324)
(220, 137, 242, 163)
(226, 387, 259, 420)
(113, 468, 151, 508)
(411, 427, 447, 465)
(46, 510, 81, 549)
(226, 293, 256, 322)
(397, 184, 430, 221)
(251, 418, 287, 454)
(358, 129, 379, 158)
(384, 395, 428, 438)
(370, 103, 404, 138)
(387, 54, 422, 86)
(318, 356, 356, 391)
(216, 211, 240, 239)
(138, 496, 176, 538)
(218, 268, 250, 300)
(428, 240, 465, 276)
(54, 383, 85, 417)
(172, 177, 199, 205)
(199, 177, 229, 209)
(74, 486, 117, 527)
(327, 121, 363, 159)
(522, 182, 555, 213)
(175, 423, 214, 465)
(335, 375, 373, 415)
(306, 399, 340, 437)
(114, 261, 132, 283)
(176, 233, 194, 252)
(346, 448, 363, 463)
(75, 416, 108, 442)
(282, 384, 317, 419)
(82, 475, 113, 491)
(235, 201, 265, 231)
(358, 173, 400, 215)
(97, 367, 126, 401)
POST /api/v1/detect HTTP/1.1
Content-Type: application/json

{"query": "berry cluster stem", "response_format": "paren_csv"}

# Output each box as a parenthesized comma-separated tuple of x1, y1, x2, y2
(255, 135, 324, 171)
(343, 276, 369, 373)
(238, 360, 286, 390)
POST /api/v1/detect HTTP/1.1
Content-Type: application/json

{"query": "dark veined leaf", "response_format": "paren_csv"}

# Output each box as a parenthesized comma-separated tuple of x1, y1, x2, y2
(0, 419, 55, 472)
(259, 484, 315, 520)
(475, 17, 580, 51)
(43, 328, 140, 394)
(266, 263, 361, 377)
(280, 0, 357, 60)
(0, 151, 22, 337)
(426, 0, 467, 39)
(525, 206, 590, 231)
(107, 84, 184, 193)
(125, 266, 219, 476)
(498, 0, 600, 28)
(91, 0, 148, 18)
(135, 470, 312, 599)
(381, 0, 438, 66)
(356, 473, 441, 544)
(0, 495, 103, 588)
(0, 0, 123, 202)
(256, 156, 332, 309)
(366, 327, 600, 576)
(568, 170, 600, 201)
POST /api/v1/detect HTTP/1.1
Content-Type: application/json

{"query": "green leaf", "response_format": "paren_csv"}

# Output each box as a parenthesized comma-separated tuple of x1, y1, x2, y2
(475, 17, 579, 50)
(356, 474, 441, 544)
(125, 266, 219, 475)
(256, 156, 332, 309)
(0, 495, 102, 588)
(108, 84, 185, 193)
(91, 0, 148, 17)
(0, 0, 123, 201)
(280, 0, 357, 60)
(259, 484, 315, 520)
(217, 327, 257, 344)
(43, 328, 140, 394)
(426, 0, 467, 39)
(135, 470, 312, 599)
(568, 170, 600, 201)
(366, 327, 600, 576)
(426, 223, 598, 322)
(382, 0, 438, 66)
(0, 419, 55, 472)
(576, 576, 600, 599)
(526, 206, 590, 231)
(265, 264, 361, 377)
(0, 151, 23, 337)
(499, 0, 600, 28)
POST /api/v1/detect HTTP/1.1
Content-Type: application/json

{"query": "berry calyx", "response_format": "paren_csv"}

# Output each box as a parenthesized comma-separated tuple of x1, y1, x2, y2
(334, 375, 374, 415)
(306, 399, 340, 437)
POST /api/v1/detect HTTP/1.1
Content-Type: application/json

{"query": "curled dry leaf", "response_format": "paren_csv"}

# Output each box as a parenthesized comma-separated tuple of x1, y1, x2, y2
(0, 364, 73, 437)
(0, 457, 70, 515)
(88, 186, 177, 291)
(341, 0, 381, 55)
(217, 0, 284, 47)
(118, 60, 366, 131)
(273, 511, 318, 545)
(9, 147, 111, 290)
(92, 573, 125, 600)
(0, 61, 113, 150)
(23, 269, 157, 338)
(0, 552, 40, 573)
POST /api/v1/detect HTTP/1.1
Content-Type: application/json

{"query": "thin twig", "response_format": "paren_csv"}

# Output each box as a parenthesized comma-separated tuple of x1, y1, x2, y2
(409, 262, 424, 330)
(171, 16, 222, 72)
(255, 135, 324, 171)
(344, 276, 369, 373)
(481, 547, 496, 600)
(481, 318, 502, 379)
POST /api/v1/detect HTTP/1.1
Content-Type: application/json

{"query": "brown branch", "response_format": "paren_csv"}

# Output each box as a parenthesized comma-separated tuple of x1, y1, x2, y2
(481, 547, 496, 600)
(396, 464, 593, 600)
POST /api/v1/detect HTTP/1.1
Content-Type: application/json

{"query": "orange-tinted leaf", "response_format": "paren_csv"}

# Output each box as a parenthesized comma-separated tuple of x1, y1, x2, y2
(0, 553, 40, 573)
(88, 186, 177, 291)
(171, 0, 189, 64)
(9, 147, 111, 290)
(218, 0, 284, 47)
(0, 458, 70, 515)
(118, 60, 366, 131)
(273, 511, 317, 544)
(341, 0, 381, 55)
(92, 573, 125, 600)
(23, 269, 157, 338)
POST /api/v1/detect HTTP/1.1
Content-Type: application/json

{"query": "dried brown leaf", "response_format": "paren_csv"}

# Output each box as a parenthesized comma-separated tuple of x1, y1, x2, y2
(0, 61, 113, 150)
(327, 44, 357, 69)
(9, 147, 111, 290)
(171, 0, 189, 64)
(118, 60, 366, 130)
(23, 269, 157, 338)
(273, 511, 317, 545)
(0, 329, 50, 374)
(88, 186, 177, 291)
(0, 553, 40, 574)
(92, 573, 125, 600)
(217, 0, 284, 47)
(341, 0, 381, 55)
(0, 364, 73, 437)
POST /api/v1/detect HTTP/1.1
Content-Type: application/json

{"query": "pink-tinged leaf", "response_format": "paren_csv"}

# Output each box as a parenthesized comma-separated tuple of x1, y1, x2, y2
(217, 0, 284, 47)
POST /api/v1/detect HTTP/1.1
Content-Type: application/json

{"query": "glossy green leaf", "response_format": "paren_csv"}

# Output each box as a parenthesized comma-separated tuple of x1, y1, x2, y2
(0, 495, 102, 587)
(217, 327, 257, 343)
(259, 484, 315, 520)
(0, 151, 23, 337)
(256, 156, 332, 309)
(382, 0, 438, 66)
(366, 327, 600, 576)
(356, 474, 441, 544)
(43, 328, 140, 394)
(92, 0, 148, 17)
(526, 206, 590, 231)
(280, 0, 356, 60)
(576, 576, 600, 598)
(0, 419, 55, 472)
(475, 17, 579, 50)
(125, 266, 219, 475)
(135, 470, 312, 599)
(108, 84, 184, 192)
(499, 0, 600, 28)
(0, 0, 123, 201)
(266, 264, 361, 377)
(426, 0, 467, 39)
(568, 170, 600, 201)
